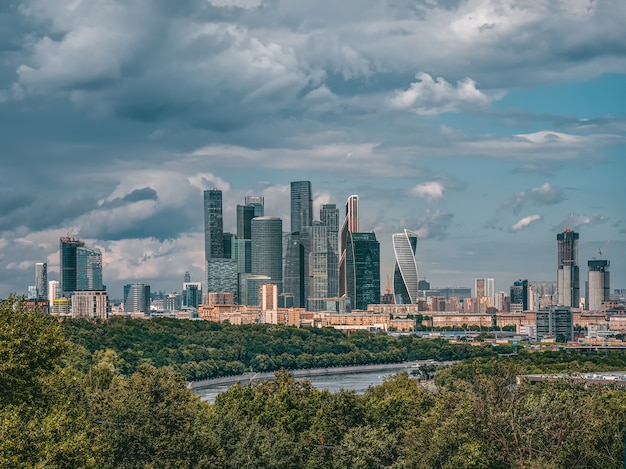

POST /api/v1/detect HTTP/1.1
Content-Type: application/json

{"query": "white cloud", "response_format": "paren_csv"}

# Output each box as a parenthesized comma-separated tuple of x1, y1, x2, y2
(511, 214, 542, 231)
(391, 72, 495, 114)
(409, 181, 445, 200)
(501, 182, 565, 213)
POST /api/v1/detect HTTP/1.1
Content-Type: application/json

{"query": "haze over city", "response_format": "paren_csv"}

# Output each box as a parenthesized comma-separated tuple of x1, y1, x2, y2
(1, 0, 625, 298)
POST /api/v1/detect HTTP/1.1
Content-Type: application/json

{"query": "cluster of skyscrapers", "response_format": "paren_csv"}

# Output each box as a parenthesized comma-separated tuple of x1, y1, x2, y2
(203, 182, 385, 311)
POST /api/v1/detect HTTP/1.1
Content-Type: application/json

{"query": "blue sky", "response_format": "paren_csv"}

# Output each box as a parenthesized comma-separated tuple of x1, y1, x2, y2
(0, 0, 624, 299)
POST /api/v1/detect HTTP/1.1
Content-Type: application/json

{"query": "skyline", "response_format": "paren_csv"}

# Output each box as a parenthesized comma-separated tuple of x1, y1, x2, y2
(0, 0, 625, 298)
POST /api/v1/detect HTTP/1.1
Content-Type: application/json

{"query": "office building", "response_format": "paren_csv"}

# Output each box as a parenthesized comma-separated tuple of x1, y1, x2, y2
(60, 236, 85, 296)
(557, 229, 579, 307)
(475, 278, 495, 305)
(309, 222, 329, 304)
(251, 217, 283, 293)
(35, 262, 47, 299)
(290, 181, 312, 234)
(339, 195, 359, 298)
(510, 279, 529, 311)
(48, 280, 59, 306)
(76, 246, 103, 291)
(392, 230, 419, 304)
(233, 238, 252, 274)
(236, 204, 255, 239)
(223, 232, 234, 259)
(320, 204, 340, 297)
(124, 283, 151, 314)
(183, 282, 202, 309)
(245, 195, 264, 217)
(283, 229, 310, 308)
(536, 305, 573, 342)
(204, 189, 224, 260)
(206, 258, 238, 301)
(71, 290, 108, 320)
(345, 232, 380, 310)
(587, 259, 610, 311)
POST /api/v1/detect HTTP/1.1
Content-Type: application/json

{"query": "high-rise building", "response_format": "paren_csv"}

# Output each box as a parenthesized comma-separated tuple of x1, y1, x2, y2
(309, 222, 329, 303)
(223, 232, 234, 259)
(35, 262, 47, 299)
(206, 258, 238, 301)
(71, 290, 108, 319)
(48, 280, 59, 305)
(320, 204, 339, 297)
(510, 279, 529, 311)
(339, 195, 359, 298)
(60, 236, 85, 296)
(251, 217, 283, 293)
(536, 305, 573, 342)
(183, 282, 202, 309)
(345, 232, 380, 310)
(557, 229, 579, 307)
(475, 278, 495, 306)
(204, 189, 224, 260)
(124, 283, 151, 314)
(76, 246, 103, 291)
(245, 195, 264, 217)
(392, 230, 419, 305)
(290, 181, 312, 234)
(236, 204, 255, 239)
(283, 229, 310, 308)
(587, 259, 610, 311)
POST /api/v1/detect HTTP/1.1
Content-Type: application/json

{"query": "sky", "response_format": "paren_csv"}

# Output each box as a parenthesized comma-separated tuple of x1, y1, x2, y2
(1, 0, 625, 300)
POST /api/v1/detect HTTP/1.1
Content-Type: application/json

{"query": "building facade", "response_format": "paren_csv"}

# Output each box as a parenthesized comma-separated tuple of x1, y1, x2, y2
(76, 246, 103, 291)
(392, 230, 419, 305)
(290, 181, 313, 234)
(35, 262, 47, 299)
(587, 259, 610, 311)
(345, 232, 380, 310)
(60, 236, 85, 296)
(320, 204, 339, 298)
(536, 305, 574, 342)
(251, 217, 283, 293)
(557, 229, 580, 307)
(124, 283, 151, 314)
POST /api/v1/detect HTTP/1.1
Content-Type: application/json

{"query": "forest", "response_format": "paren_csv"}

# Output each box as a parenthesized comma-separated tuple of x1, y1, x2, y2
(2, 297, 626, 468)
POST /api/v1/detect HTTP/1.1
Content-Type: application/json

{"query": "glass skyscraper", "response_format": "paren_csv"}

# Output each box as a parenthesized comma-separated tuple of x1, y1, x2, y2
(392, 230, 419, 305)
(35, 262, 47, 299)
(204, 189, 224, 260)
(251, 217, 283, 293)
(76, 246, 103, 291)
(60, 236, 85, 296)
(290, 181, 312, 234)
(320, 204, 339, 298)
(345, 232, 380, 310)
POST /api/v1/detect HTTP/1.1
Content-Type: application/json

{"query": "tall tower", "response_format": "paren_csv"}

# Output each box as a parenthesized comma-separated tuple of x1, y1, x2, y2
(392, 230, 419, 304)
(320, 204, 339, 297)
(290, 181, 312, 234)
(204, 189, 224, 260)
(60, 236, 85, 297)
(557, 229, 579, 307)
(251, 217, 283, 292)
(587, 259, 610, 311)
(236, 204, 255, 239)
(339, 195, 359, 298)
(345, 232, 380, 310)
(35, 262, 47, 299)
(124, 283, 151, 314)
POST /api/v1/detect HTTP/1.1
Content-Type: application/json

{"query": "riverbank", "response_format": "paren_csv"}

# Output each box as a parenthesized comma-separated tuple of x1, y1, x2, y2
(188, 361, 419, 390)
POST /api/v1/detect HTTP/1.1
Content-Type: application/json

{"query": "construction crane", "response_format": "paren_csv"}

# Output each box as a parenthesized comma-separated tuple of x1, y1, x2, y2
(598, 240, 611, 259)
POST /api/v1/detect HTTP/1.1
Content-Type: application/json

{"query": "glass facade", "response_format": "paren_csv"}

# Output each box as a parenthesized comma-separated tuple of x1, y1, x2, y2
(290, 181, 312, 234)
(345, 232, 380, 310)
(76, 246, 103, 291)
(557, 229, 579, 307)
(204, 189, 224, 260)
(320, 204, 339, 298)
(251, 217, 283, 293)
(392, 230, 418, 304)
(60, 236, 85, 296)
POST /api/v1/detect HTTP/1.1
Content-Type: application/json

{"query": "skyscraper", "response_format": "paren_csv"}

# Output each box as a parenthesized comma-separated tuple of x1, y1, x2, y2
(587, 259, 610, 311)
(308, 222, 329, 310)
(236, 204, 255, 239)
(60, 236, 85, 296)
(345, 232, 380, 310)
(204, 189, 224, 260)
(245, 195, 264, 217)
(392, 230, 419, 305)
(48, 280, 59, 306)
(35, 262, 47, 299)
(290, 181, 312, 234)
(557, 229, 579, 307)
(320, 204, 339, 298)
(251, 217, 283, 293)
(475, 278, 495, 306)
(76, 246, 103, 291)
(339, 195, 359, 298)
(510, 279, 529, 311)
(124, 283, 151, 314)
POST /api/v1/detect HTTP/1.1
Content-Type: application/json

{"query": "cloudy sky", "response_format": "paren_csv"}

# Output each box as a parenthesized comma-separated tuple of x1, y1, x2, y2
(1, 0, 625, 300)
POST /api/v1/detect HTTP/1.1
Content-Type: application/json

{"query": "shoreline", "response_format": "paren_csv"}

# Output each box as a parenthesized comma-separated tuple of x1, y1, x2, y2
(187, 361, 420, 390)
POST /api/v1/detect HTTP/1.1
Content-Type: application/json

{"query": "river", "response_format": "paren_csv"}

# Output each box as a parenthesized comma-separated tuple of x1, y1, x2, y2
(192, 362, 438, 403)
